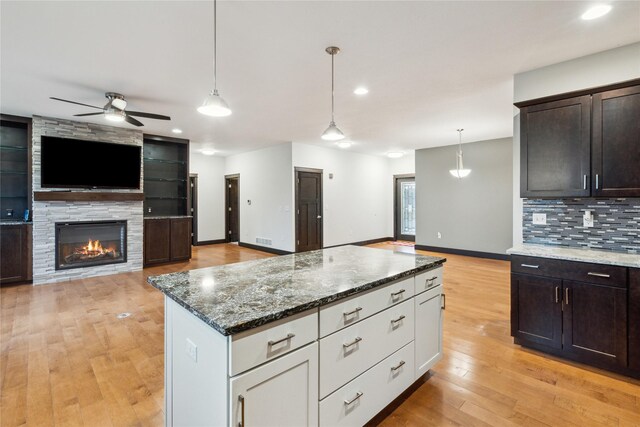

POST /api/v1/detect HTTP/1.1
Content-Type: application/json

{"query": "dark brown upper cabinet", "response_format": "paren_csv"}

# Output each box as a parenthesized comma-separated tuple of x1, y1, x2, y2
(592, 85, 640, 197)
(519, 96, 591, 198)
(516, 78, 640, 198)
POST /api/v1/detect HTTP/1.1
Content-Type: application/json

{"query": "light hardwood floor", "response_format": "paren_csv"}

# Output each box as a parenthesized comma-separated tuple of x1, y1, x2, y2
(1, 243, 639, 426)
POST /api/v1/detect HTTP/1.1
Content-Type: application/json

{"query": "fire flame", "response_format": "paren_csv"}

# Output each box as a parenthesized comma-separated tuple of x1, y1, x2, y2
(80, 239, 114, 256)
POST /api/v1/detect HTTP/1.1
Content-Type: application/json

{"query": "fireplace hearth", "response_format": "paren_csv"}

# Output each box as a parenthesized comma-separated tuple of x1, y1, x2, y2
(55, 221, 127, 270)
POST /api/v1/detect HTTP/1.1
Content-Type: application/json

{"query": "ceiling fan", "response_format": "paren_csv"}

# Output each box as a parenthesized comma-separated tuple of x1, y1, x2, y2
(50, 92, 171, 127)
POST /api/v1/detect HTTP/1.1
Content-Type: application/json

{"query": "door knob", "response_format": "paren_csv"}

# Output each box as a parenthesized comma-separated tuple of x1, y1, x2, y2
(317, 215, 322, 219)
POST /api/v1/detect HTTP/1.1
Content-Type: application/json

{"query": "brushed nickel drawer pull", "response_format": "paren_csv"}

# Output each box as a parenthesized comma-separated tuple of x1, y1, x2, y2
(238, 395, 245, 427)
(555, 286, 559, 304)
(426, 276, 438, 287)
(583, 174, 587, 190)
(344, 391, 363, 405)
(391, 360, 406, 371)
(564, 288, 570, 306)
(596, 174, 599, 190)
(521, 264, 539, 269)
(268, 333, 295, 347)
(343, 307, 363, 317)
(391, 315, 406, 324)
(587, 272, 611, 278)
(391, 289, 406, 297)
(343, 337, 362, 349)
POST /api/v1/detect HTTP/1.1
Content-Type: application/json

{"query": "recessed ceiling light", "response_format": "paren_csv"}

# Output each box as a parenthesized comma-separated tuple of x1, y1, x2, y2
(387, 151, 404, 159)
(581, 4, 611, 20)
(354, 87, 369, 95)
(336, 141, 352, 149)
(172, 128, 183, 134)
(201, 149, 216, 156)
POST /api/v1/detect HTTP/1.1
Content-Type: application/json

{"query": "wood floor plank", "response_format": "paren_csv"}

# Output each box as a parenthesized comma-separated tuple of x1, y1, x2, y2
(1, 242, 639, 426)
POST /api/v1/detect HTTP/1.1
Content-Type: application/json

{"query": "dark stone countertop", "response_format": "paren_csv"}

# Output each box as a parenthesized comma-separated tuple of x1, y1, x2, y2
(144, 215, 193, 220)
(0, 221, 31, 226)
(148, 245, 445, 335)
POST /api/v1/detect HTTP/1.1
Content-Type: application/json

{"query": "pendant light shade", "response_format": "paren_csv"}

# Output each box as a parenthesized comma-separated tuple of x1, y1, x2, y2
(198, 0, 232, 117)
(321, 121, 345, 141)
(321, 46, 345, 141)
(449, 129, 471, 178)
(198, 89, 232, 117)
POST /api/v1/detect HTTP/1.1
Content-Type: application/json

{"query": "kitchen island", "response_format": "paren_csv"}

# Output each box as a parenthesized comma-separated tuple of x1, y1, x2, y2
(148, 245, 446, 426)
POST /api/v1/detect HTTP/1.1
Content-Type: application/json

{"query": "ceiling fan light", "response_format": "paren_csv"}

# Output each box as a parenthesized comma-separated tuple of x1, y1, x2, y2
(198, 90, 232, 117)
(321, 121, 345, 141)
(104, 108, 125, 122)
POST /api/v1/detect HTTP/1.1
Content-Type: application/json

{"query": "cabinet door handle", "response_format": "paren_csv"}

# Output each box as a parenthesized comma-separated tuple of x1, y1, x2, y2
(391, 360, 406, 371)
(238, 395, 245, 427)
(441, 293, 446, 310)
(267, 333, 295, 347)
(583, 174, 587, 190)
(343, 307, 363, 318)
(391, 289, 406, 298)
(587, 272, 610, 278)
(343, 337, 362, 349)
(596, 174, 599, 190)
(564, 288, 570, 306)
(555, 286, 559, 304)
(391, 315, 406, 324)
(521, 264, 539, 269)
(426, 276, 438, 288)
(344, 391, 363, 405)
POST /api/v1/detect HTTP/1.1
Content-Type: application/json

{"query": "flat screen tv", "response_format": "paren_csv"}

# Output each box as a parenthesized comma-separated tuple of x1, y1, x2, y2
(41, 136, 141, 189)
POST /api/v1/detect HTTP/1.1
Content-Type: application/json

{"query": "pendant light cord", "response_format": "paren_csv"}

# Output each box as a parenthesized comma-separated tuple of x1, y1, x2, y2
(331, 52, 335, 122)
(213, 0, 217, 92)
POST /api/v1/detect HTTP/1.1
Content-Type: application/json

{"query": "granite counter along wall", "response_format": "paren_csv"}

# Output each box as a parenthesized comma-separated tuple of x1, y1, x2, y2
(523, 198, 640, 254)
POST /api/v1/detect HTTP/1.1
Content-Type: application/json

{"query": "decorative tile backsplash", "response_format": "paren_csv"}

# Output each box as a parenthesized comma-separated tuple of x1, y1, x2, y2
(523, 198, 640, 254)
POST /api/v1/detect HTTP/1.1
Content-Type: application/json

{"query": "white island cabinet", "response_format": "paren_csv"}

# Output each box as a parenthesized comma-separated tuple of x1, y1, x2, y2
(151, 245, 446, 427)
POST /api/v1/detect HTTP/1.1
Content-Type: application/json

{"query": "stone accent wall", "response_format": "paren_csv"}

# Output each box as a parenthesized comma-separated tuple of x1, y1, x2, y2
(523, 198, 640, 254)
(32, 116, 144, 284)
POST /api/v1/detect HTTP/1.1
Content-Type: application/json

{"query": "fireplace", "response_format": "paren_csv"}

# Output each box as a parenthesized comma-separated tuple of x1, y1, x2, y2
(55, 221, 127, 270)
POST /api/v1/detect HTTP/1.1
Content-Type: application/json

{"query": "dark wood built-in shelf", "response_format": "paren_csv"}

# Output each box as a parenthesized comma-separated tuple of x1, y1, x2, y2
(34, 191, 144, 202)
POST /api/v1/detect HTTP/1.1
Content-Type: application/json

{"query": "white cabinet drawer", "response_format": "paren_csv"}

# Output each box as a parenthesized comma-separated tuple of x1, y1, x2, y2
(319, 342, 415, 427)
(319, 277, 414, 337)
(415, 266, 443, 294)
(229, 308, 318, 377)
(319, 298, 414, 398)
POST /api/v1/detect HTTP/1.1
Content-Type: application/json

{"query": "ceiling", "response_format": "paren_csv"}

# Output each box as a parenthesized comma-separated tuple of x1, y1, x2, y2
(1, 1, 639, 156)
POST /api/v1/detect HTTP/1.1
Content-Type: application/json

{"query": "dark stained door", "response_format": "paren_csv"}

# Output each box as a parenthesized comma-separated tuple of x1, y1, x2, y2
(144, 218, 171, 265)
(295, 169, 322, 252)
(562, 280, 628, 368)
(630, 269, 640, 372)
(592, 85, 640, 197)
(170, 217, 192, 261)
(520, 95, 591, 198)
(395, 176, 416, 242)
(511, 273, 562, 350)
(0, 225, 26, 284)
(226, 176, 239, 242)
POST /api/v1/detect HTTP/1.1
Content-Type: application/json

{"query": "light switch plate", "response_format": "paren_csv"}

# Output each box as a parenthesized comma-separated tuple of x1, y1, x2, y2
(532, 213, 547, 225)
(583, 215, 594, 228)
(186, 338, 197, 362)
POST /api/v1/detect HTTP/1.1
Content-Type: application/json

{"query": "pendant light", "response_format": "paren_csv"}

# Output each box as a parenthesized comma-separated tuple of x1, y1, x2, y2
(198, 0, 232, 117)
(321, 46, 345, 141)
(449, 129, 471, 178)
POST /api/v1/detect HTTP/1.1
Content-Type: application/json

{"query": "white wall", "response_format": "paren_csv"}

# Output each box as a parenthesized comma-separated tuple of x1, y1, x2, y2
(512, 42, 640, 245)
(225, 143, 294, 252)
(292, 143, 391, 247)
(189, 152, 226, 242)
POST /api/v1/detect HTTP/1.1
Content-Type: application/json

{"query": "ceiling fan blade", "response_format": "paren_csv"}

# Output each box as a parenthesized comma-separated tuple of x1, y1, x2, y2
(74, 112, 104, 117)
(125, 111, 171, 120)
(50, 97, 103, 109)
(124, 115, 144, 127)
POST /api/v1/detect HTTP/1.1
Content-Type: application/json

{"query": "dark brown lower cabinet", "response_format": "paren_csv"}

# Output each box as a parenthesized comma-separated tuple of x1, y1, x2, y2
(144, 217, 191, 267)
(0, 223, 32, 284)
(630, 269, 640, 372)
(511, 256, 635, 378)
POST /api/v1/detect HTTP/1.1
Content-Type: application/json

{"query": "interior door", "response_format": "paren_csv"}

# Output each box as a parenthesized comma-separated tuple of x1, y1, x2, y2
(395, 176, 416, 241)
(296, 169, 322, 252)
(226, 176, 239, 242)
(562, 280, 628, 367)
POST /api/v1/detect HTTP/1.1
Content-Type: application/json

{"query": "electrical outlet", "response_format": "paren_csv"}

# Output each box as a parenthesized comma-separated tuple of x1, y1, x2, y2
(186, 338, 197, 362)
(532, 213, 547, 225)
(583, 210, 594, 228)
(437, 232, 442, 239)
